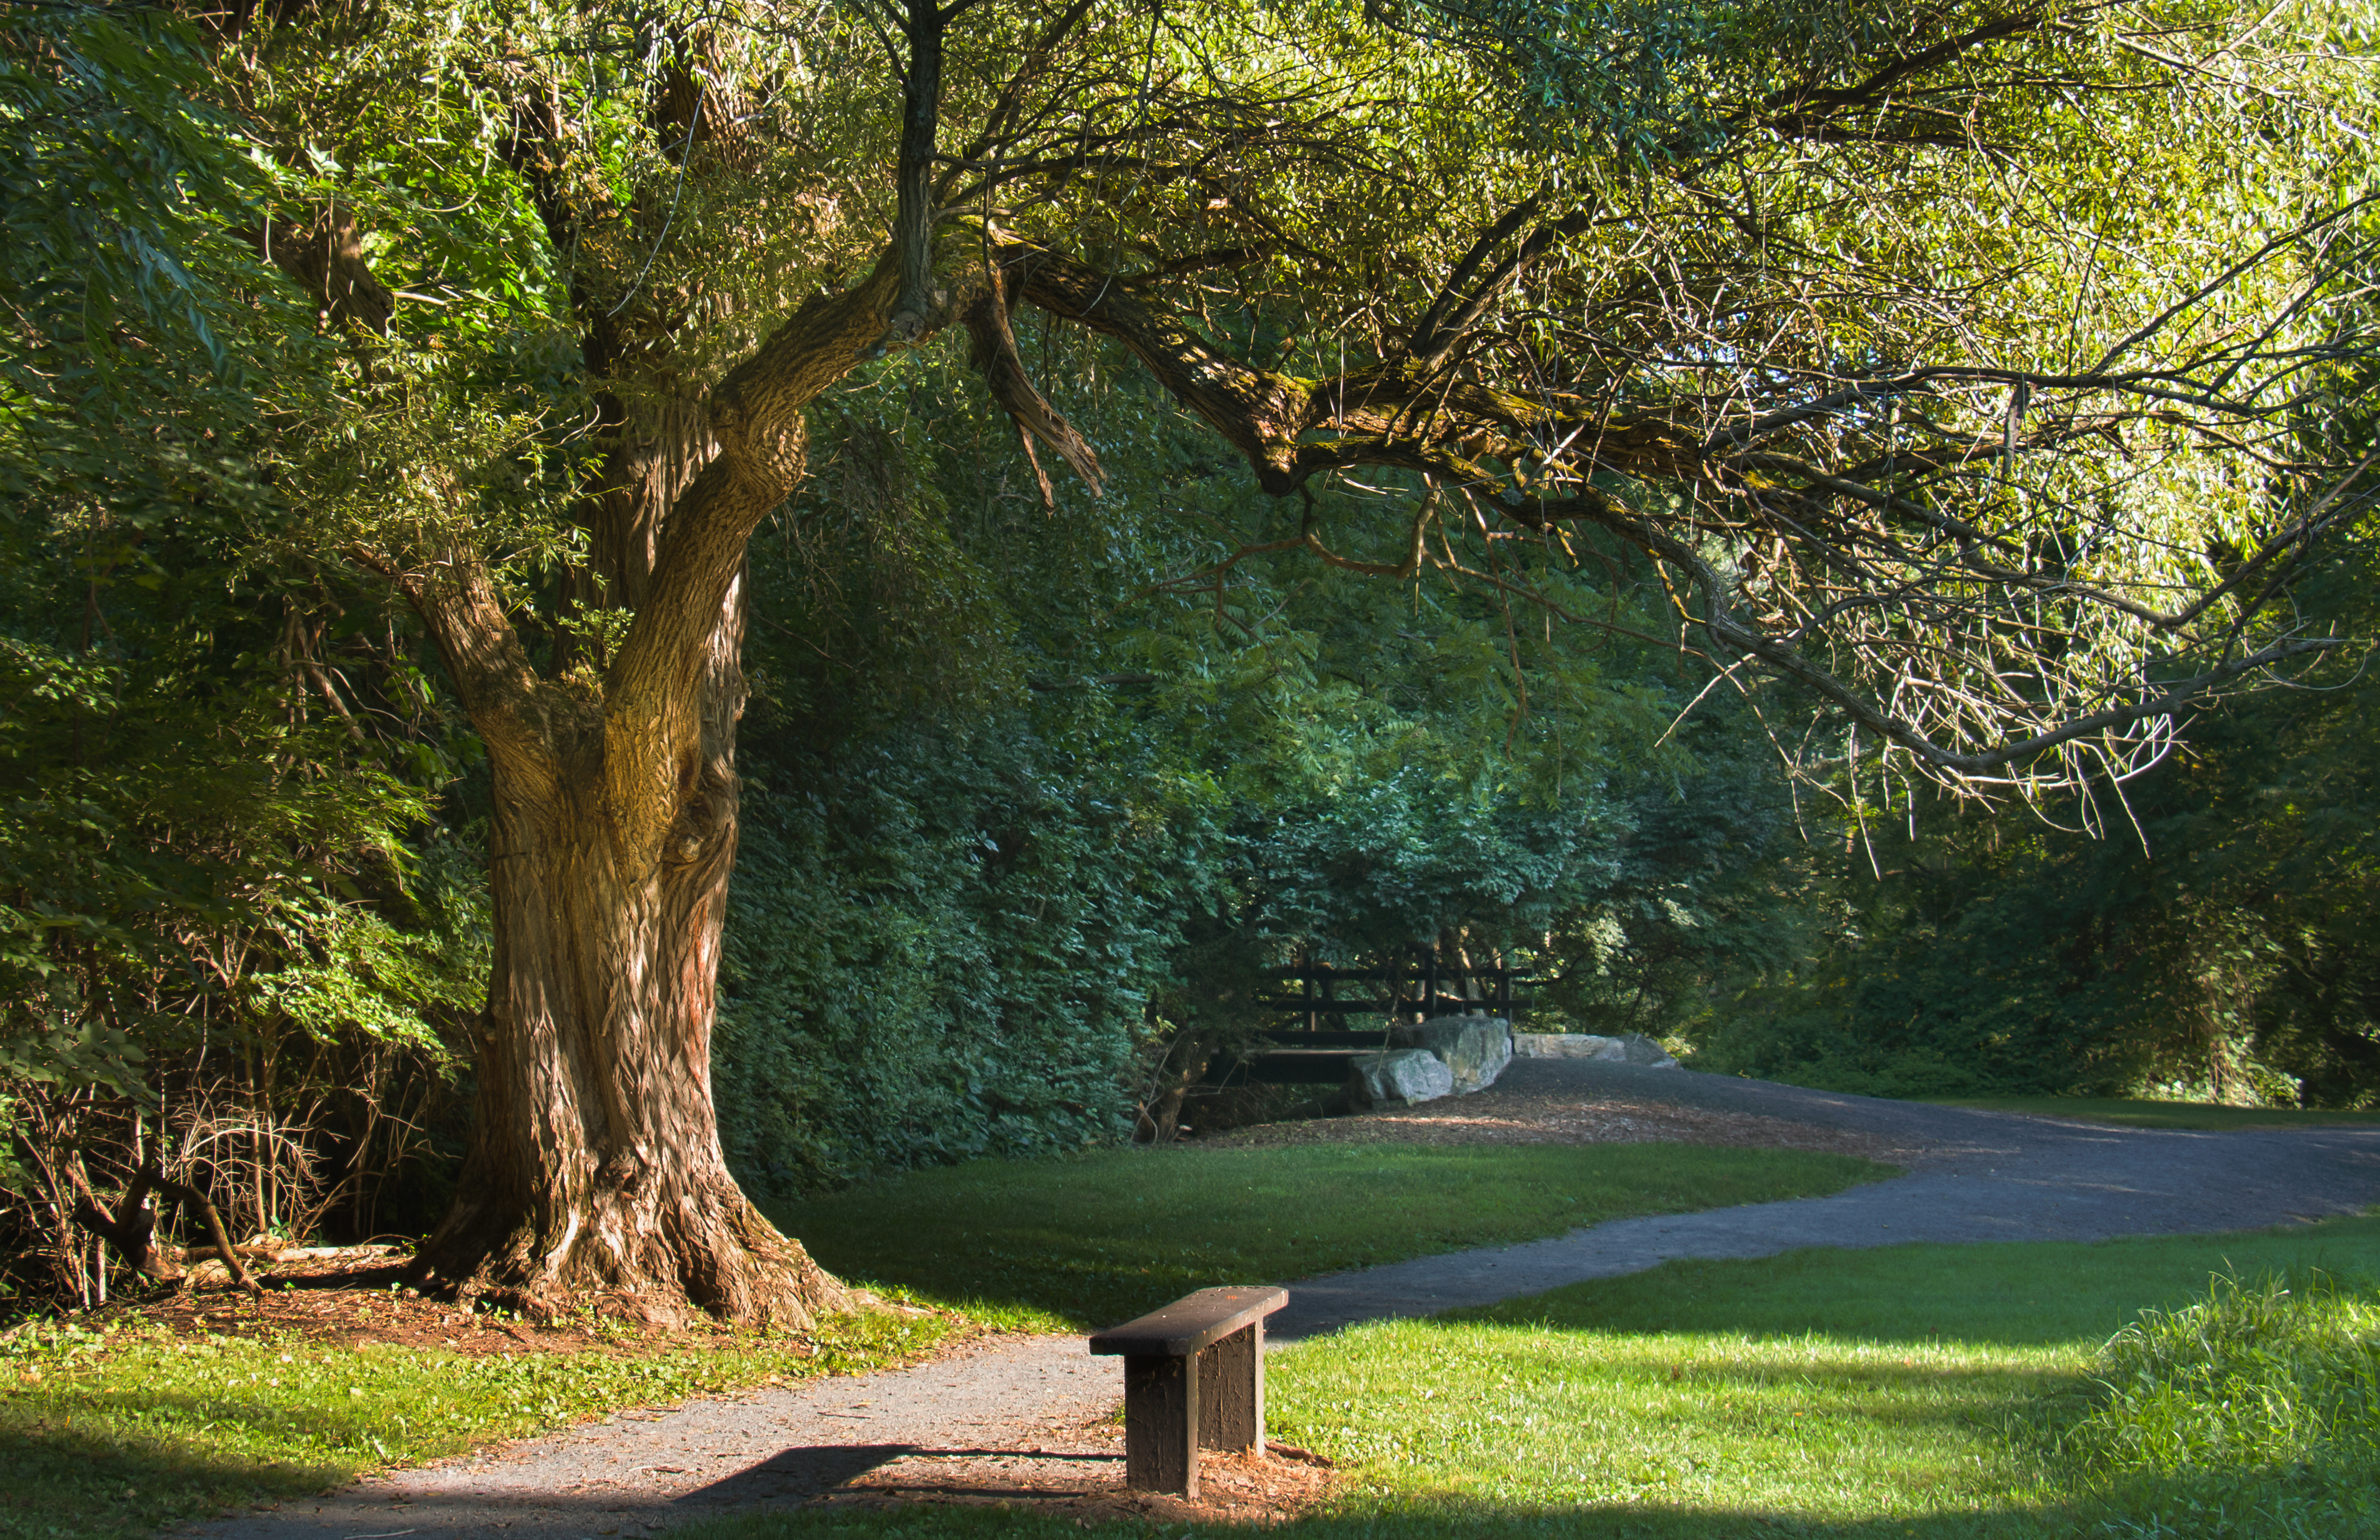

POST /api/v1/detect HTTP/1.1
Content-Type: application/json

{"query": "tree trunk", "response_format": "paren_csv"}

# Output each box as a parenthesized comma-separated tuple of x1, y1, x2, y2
(383, 5, 1083, 1326)
(410, 567, 849, 1328)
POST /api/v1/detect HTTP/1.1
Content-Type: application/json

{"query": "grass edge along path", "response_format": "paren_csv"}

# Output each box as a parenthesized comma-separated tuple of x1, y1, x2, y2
(0, 1304, 954, 1540)
(766, 1140, 1895, 1332)
(1279, 1219, 2380, 1536)
(665, 1216, 2380, 1540)
(1922, 1095, 2380, 1131)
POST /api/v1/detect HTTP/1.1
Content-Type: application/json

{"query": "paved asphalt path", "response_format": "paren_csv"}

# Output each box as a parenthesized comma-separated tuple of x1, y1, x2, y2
(182, 1063, 2380, 1539)
(1273, 1058, 2380, 1337)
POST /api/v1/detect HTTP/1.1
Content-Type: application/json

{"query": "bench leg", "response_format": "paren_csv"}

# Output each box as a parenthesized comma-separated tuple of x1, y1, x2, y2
(1124, 1352, 1200, 1497)
(1197, 1320, 1265, 1453)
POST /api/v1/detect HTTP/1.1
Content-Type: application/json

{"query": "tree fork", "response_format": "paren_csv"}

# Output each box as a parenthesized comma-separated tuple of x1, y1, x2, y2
(337, 0, 1049, 1326)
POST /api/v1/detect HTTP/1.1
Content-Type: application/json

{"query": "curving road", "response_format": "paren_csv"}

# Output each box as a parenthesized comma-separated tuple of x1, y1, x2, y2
(1272, 1058, 2380, 1337)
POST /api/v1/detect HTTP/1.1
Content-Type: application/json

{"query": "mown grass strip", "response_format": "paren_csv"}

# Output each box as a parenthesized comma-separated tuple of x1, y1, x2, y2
(1268, 1217, 2380, 1536)
(1923, 1096, 2380, 1131)
(0, 1307, 952, 1540)
(766, 1141, 1895, 1332)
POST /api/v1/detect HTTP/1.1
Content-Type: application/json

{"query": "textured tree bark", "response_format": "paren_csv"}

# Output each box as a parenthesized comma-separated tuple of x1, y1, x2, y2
(409, 580, 846, 1325)
(382, 260, 903, 1327)
(358, 6, 1082, 1325)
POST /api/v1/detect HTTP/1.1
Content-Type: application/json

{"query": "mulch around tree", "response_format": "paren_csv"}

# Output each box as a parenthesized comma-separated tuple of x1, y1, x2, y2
(814, 1409, 1339, 1525)
(78, 1246, 748, 1359)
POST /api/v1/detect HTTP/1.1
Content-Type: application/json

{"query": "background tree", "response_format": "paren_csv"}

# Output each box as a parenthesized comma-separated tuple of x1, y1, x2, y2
(8, 0, 2373, 1321)
(1698, 521, 2380, 1106)
(0, 2, 488, 1306)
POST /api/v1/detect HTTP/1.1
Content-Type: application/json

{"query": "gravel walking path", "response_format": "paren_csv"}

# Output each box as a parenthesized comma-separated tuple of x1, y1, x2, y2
(184, 1064, 2380, 1538)
(195, 1332, 1125, 1539)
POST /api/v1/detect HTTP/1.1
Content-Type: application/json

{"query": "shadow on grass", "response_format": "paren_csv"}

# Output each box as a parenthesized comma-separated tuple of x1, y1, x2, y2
(0, 1424, 347, 1540)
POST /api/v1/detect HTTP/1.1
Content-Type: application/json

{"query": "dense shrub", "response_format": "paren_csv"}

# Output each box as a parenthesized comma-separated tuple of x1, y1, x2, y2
(716, 726, 1219, 1193)
(2059, 1270, 2380, 1537)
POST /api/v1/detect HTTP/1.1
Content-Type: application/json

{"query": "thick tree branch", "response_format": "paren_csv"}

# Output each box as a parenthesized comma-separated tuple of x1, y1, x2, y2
(1008, 239, 1701, 497)
(1010, 242, 1316, 487)
(603, 258, 905, 864)
(354, 543, 573, 807)
(963, 263, 1103, 501)
(887, 0, 949, 336)
(248, 204, 394, 333)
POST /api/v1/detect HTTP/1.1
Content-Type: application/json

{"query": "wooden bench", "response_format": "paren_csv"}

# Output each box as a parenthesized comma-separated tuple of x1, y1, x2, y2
(1088, 1284, 1289, 1497)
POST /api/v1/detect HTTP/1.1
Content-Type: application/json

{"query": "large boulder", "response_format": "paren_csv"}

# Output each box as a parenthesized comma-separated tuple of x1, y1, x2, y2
(1617, 1033, 1682, 1068)
(1513, 1032, 1680, 1068)
(1347, 1048, 1457, 1109)
(1389, 1014, 1514, 1094)
(1515, 1032, 1625, 1061)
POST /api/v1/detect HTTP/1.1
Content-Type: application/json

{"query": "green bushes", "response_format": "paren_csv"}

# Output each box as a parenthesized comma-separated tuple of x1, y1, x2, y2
(1689, 535, 2380, 1110)
(715, 727, 1218, 1193)
(702, 374, 1806, 1189)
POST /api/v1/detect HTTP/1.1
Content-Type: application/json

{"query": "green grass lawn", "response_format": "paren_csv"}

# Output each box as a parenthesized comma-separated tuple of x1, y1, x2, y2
(764, 1141, 1893, 1331)
(1923, 1095, 2380, 1131)
(0, 1140, 1885, 1539)
(675, 1218, 2380, 1540)
(1285, 1219, 2380, 1535)
(0, 1306, 953, 1540)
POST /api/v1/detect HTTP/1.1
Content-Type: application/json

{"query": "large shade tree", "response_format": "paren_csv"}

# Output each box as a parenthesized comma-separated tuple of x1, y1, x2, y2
(180, 0, 2376, 1321)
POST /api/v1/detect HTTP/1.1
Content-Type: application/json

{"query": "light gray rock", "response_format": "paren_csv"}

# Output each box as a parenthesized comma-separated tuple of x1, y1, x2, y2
(1616, 1032, 1682, 1068)
(1347, 1048, 1457, 1108)
(1515, 1032, 1625, 1061)
(1389, 1015, 1514, 1093)
(1513, 1032, 1680, 1068)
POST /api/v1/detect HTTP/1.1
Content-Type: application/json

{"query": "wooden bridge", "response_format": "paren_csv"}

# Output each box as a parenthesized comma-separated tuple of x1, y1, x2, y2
(1206, 947, 1536, 1087)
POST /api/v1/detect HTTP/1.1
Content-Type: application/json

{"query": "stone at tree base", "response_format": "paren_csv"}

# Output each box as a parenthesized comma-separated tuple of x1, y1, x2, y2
(1513, 1032, 1682, 1068)
(1347, 1048, 1457, 1109)
(1389, 1015, 1515, 1093)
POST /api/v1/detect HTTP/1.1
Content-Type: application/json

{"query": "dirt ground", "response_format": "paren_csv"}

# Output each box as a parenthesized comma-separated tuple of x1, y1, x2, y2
(1205, 1079, 1916, 1165)
(80, 1245, 684, 1359)
(811, 1410, 1338, 1525)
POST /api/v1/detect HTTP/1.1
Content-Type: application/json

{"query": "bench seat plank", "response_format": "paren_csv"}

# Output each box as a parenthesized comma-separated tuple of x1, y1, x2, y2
(1089, 1285, 1288, 1358)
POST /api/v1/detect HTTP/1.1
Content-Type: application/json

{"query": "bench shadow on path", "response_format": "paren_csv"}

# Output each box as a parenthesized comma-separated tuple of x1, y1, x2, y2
(674, 1443, 1123, 1504)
